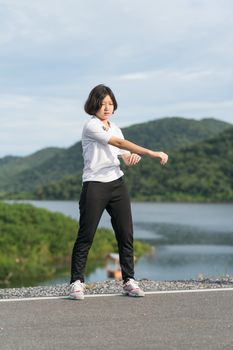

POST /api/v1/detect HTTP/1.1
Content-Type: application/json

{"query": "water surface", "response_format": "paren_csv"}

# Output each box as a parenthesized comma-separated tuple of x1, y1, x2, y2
(14, 201, 233, 283)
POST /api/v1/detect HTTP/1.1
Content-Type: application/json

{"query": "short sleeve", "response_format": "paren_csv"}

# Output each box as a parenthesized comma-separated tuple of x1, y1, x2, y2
(84, 122, 112, 145)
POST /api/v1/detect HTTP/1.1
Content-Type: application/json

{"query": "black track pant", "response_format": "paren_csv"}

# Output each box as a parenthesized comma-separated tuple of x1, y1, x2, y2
(70, 177, 134, 283)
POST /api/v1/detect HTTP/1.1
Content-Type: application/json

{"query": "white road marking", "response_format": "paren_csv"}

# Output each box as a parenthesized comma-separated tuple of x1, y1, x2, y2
(0, 287, 233, 302)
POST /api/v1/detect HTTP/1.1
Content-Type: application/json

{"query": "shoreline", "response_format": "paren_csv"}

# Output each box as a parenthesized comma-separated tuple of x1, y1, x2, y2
(1, 276, 233, 299)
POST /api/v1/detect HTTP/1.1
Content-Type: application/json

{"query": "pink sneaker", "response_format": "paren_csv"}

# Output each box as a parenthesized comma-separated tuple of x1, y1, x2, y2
(123, 279, 145, 297)
(69, 280, 85, 300)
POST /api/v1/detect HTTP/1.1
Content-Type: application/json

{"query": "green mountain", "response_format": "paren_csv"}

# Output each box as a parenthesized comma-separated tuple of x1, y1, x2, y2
(34, 126, 233, 202)
(122, 117, 231, 150)
(0, 147, 63, 193)
(124, 126, 233, 202)
(0, 156, 20, 167)
(0, 117, 231, 198)
(0, 145, 82, 193)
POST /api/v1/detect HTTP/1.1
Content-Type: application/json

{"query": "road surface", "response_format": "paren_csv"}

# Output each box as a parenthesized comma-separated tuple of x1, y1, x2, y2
(0, 289, 233, 350)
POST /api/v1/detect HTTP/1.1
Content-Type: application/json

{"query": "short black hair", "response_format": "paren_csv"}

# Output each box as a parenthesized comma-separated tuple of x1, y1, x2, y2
(84, 84, 118, 115)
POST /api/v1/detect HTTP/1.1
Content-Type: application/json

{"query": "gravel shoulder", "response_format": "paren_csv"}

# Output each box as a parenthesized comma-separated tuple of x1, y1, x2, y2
(1, 276, 233, 299)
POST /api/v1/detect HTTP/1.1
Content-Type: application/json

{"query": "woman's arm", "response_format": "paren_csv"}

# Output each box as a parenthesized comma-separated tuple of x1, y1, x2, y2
(108, 136, 168, 165)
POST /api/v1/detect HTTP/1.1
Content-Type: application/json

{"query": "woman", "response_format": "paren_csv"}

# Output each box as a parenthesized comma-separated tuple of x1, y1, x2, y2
(70, 84, 168, 299)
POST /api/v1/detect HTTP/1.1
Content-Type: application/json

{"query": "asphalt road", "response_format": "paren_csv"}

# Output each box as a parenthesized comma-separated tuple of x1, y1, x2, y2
(1, 290, 233, 350)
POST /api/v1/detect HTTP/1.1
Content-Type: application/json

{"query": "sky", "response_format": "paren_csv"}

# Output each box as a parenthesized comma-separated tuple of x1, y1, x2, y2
(0, 0, 233, 157)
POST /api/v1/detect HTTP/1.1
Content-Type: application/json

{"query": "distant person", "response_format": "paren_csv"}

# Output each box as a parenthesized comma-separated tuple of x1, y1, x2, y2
(70, 84, 168, 299)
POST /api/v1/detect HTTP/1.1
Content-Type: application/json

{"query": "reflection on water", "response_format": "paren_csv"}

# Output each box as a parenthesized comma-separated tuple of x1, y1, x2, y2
(135, 222, 233, 245)
(7, 201, 233, 283)
(87, 203, 233, 282)
(86, 223, 233, 282)
(129, 219, 233, 281)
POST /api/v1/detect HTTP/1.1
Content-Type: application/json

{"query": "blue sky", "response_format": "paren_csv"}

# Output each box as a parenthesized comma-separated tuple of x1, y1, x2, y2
(1, 0, 233, 157)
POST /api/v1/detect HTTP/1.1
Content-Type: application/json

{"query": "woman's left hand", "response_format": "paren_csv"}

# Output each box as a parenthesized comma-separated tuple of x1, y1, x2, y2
(123, 153, 141, 166)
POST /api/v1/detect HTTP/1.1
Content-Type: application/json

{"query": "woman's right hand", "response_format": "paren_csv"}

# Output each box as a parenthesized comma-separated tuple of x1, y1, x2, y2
(149, 151, 168, 165)
(159, 152, 168, 165)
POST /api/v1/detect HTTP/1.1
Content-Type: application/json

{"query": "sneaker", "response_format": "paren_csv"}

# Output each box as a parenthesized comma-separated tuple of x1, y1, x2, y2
(69, 280, 85, 300)
(123, 279, 145, 297)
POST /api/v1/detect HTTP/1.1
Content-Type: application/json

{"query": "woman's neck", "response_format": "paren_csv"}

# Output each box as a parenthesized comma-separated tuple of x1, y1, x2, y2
(96, 116, 110, 128)
(103, 120, 110, 127)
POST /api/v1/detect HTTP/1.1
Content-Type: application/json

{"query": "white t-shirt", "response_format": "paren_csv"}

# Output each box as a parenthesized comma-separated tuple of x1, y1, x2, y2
(81, 116, 130, 182)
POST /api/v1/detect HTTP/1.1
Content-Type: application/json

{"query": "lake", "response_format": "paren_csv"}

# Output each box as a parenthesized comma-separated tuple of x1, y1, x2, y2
(16, 200, 233, 284)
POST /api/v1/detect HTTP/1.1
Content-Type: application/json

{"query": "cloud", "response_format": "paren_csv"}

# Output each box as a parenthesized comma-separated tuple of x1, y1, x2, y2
(118, 73, 148, 81)
(0, 93, 86, 156)
(0, 0, 233, 156)
(117, 68, 213, 83)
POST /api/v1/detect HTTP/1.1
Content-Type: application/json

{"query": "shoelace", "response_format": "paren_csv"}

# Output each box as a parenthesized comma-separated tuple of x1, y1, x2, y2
(125, 279, 139, 288)
(71, 281, 85, 291)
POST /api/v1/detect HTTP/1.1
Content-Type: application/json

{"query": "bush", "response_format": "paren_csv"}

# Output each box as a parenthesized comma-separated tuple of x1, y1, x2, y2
(0, 202, 151, 287)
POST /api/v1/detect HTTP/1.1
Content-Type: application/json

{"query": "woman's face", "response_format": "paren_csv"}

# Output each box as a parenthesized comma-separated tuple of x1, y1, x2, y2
(96, 95, 114, 122)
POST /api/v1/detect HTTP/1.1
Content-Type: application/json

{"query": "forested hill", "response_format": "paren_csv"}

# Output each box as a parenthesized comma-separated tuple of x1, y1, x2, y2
(34, 126, 233, 202)
(0, 117, 231, 198)
(122, 117, 230, 150)
(124, 126, 233, 202)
